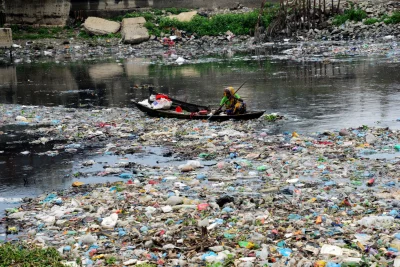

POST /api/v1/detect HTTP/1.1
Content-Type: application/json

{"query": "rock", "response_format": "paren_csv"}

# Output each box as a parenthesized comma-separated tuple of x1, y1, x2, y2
(366, 8, 374, 14)
(84, 17, 120, 35)
(121, 17, 150, 44)
(166, 196, 183, 205)
(168, 11, 197, 22)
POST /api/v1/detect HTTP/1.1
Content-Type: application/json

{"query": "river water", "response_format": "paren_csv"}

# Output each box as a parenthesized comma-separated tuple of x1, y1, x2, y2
(1, 54, 400, 131)
(1, 48, 400, 217)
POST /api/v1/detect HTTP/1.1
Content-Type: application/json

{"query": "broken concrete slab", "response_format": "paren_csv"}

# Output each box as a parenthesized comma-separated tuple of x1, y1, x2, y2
(83, 17, 120, 35)
(122, 17, 146, 25)
(121, 17, 149, 44)
(0, 28, 12, 48)
(168, 11, 197, 22)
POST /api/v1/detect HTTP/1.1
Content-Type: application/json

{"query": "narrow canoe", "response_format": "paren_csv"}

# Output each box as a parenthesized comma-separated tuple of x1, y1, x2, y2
(132, 100, 265, 121)
(150, 92, 210, 112)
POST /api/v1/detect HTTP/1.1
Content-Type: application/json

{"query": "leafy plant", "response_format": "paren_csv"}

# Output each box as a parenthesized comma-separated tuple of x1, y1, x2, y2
(158, 11, 259, 36)
(144, 21, 162, 36)
(0, 243, 64, 266)
(105, 256, 117, 265)
(364, 18, 379, 25)
(264, 113, 279, 122)
(333, 8, 367, 26)
(384, 12, 400, 24)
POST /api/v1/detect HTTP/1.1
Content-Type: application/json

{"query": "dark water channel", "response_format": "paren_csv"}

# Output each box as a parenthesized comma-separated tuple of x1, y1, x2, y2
(1, 56, 399, 130)
(1, 53, 400, 220)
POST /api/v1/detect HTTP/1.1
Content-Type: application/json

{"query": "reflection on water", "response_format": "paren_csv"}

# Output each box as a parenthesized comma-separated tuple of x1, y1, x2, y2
(0, 57, 399, 132)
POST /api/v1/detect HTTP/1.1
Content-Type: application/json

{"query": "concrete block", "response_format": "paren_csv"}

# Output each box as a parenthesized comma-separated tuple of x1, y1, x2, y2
(121, 17, 149, 44)
(122, 17, 146, 26)
(84, 17, 120, 35)
(168, 11, 198, 22)
(0, 28, 12, 48)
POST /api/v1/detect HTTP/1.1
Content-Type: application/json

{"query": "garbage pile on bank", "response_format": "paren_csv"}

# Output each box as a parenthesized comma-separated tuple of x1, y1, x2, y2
(1, 104, 400, 266)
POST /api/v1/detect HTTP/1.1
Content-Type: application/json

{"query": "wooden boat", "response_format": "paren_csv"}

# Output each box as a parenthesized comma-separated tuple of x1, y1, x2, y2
(132, 100, 265, 121)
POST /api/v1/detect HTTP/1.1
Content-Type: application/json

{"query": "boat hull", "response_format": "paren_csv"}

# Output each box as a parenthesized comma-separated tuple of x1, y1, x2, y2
(133, 101, 265, 121)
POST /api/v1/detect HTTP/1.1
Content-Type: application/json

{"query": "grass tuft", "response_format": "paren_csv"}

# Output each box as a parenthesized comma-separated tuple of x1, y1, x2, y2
(0, 243, 64, 267)
(384, 12, 400, 24)
(364, 18, 379, 25)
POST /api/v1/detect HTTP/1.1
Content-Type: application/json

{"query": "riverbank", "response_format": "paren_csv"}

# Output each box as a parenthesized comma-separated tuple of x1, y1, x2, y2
(1, 103, 400, 266)
(1, 1, 399, 64)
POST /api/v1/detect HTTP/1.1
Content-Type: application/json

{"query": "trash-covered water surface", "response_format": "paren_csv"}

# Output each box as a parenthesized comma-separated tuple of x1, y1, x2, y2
(1, 102, 400, 266)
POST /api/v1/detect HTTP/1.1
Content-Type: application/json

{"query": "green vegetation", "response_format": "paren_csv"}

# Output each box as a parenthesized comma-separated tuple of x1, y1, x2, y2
(11, 25, 75, 40)
(136, 263, 157, 267)
(384, 12, 400, 24)
(0, 243, 64, 267)
(333, 8, 367, 26)
(363, 12, 400, 25)
(105, 256, 117, 265)
(114, 7, 277, 37)
(363, 18, 380, 25)
(264, 113, 279, 122)
(205, 254, 235, 267)
(9, 7, 280, 41)
(158, 12, 259, 36)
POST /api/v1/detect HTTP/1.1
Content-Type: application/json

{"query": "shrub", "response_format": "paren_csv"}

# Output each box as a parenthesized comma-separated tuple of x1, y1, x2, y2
(364, 18, 379, 25)
(158, 11, 259, 36)
(0, 243, 64, 267)
(384, 12, 400, 24)
(144, 21, 161, 36)
(333, 8, 367, 26)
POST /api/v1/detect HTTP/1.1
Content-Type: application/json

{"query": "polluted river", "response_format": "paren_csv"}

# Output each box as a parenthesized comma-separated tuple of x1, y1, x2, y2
(1, 41, 400, 266)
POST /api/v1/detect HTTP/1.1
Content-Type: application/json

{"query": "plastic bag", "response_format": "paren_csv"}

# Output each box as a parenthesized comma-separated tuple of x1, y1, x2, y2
(138, 99, 152, 108)
(152, 98, 172, 110)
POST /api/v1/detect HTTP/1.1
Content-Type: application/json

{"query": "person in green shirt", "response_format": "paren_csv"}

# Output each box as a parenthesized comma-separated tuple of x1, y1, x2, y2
(219, 87, 246, 115)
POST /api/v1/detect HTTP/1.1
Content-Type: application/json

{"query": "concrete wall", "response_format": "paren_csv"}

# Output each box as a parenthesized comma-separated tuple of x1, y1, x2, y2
(5, 0, 71, 26)
(69, 0, 272, 19)
(0, 28, 12, 48)
(70, 0, 267, 11)
(3, 0, 269, 26)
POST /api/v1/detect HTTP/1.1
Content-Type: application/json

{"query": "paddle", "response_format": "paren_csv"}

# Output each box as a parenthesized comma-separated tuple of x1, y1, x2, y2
(207, 80, 248, 121)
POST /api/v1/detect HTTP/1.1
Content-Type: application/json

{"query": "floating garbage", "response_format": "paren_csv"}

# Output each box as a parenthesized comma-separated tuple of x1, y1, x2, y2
(1, 103, 400, 266)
